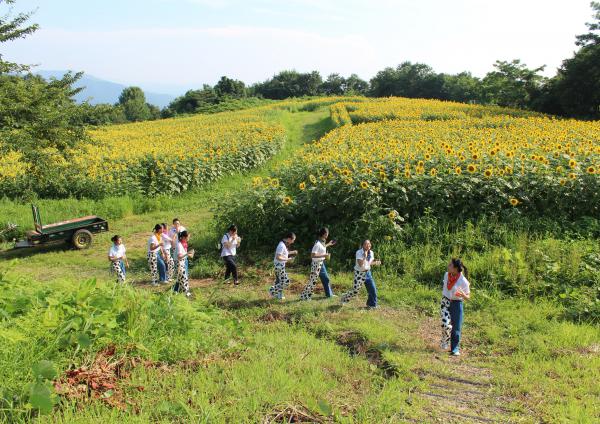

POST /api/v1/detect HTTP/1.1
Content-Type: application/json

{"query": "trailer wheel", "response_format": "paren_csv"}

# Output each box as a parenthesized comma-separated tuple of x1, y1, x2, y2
(72, 229, 93, 249)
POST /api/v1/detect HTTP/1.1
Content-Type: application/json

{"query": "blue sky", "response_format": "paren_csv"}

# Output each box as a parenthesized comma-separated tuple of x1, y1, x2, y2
(4, 0, 594, 95)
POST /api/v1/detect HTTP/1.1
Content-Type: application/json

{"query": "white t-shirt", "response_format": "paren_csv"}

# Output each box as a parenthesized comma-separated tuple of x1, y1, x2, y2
(148, 234, 161, 254)
(177, 241, 187, 259)
(311, 240, 327, 263)
(108, 244, 126, 260)
(355, 248, 374, 272)
(169, 226, 187, 246)
(274, 241, 289, 265)
(221, 233, 238, 257)
(442, 272, 471, 301)
(162, 232, 172, 250)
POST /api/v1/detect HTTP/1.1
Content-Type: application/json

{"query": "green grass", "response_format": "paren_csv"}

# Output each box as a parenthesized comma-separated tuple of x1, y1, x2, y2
(0, 107, 598, 423)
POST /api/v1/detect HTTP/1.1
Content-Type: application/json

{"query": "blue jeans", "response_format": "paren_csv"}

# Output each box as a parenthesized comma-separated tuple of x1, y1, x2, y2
(449, 300, 464, 353)
(364, 271, 378, 307)
(319, 263, 334, 297)
(157, 253, 167, 282)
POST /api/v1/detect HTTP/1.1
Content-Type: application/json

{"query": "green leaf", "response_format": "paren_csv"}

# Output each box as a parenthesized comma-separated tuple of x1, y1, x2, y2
(77, 333, 92, 348)
(29, 382, 54, 414)
(317, 399, 332, 416)
(32, 360, 57, 380)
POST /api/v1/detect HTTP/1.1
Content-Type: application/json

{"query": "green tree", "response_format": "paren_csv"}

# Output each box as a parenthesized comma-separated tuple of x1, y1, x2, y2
(117, 86, 152, 122)
(369, 62, 445, 98)
(344, 73, 369, 95)
(481, 60, 546, 109)
(321, 73, 345, 95)
(543, 2, 600, 118)
(215, 76, 246, 98)
(0, 0, 39, 73)
(254, 70, 323, 99)
(441, 72, 482, 103)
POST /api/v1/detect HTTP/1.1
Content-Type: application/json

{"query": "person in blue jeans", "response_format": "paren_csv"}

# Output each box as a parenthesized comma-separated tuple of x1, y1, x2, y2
(300, 227, 337, 300)
(340, 240, 381, 308)
(440, 258, 471, 356)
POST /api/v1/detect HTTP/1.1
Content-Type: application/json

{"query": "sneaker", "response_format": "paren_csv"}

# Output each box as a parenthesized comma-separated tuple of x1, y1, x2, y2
(233, 280, 240, 286)
(440, 342, 449, 350)
(185, 292, 192, 298)
(328, 294, 338, 298)
(450, 350, 461, 356)
(277, 293, 285, 300)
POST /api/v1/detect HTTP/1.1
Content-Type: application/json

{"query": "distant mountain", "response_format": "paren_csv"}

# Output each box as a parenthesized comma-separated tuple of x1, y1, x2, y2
(36, 70, 176, 109)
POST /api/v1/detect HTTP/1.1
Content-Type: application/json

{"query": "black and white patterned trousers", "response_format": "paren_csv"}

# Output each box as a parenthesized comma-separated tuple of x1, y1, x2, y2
(299, 261, 323, 300)
(440, 296, 452, 350)
(269, 262, 290, 297)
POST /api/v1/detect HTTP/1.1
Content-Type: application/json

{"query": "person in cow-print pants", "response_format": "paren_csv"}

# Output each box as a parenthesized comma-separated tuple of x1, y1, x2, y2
(340, 240, 380, 308)
(108, 235, 128, 284)
(174, 230, 193, 297)
(440, 258, 471, 356)
(161, 223, 175, 281)
(268, 232, 297, 300)
(300, 227, 337, 300)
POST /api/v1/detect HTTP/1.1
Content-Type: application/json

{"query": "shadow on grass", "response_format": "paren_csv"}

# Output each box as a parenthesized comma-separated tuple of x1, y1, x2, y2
(0, 241, 73, 259)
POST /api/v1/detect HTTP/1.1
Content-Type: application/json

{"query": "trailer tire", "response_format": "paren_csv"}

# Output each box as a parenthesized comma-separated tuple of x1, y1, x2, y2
(72, 229, 93, 250)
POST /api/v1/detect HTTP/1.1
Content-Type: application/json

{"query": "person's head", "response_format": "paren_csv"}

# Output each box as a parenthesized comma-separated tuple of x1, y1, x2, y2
(317, 227, 329, 240)
(161, 223, 168, 233)
(173, 218, 181, 228)
(228, 224, 237, 235)
(179, 230, 189, 242)
(111, 235, 122, 245)
(153, 224, 162, 234)
(448, 258, 467, 276)
(362, 239, 372, 251)
(283, 232, 296, 245)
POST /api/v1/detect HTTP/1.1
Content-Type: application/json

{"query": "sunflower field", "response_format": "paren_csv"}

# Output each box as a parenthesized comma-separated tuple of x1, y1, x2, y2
(217, 98, 600, 250)
(0, 108, 286, 198)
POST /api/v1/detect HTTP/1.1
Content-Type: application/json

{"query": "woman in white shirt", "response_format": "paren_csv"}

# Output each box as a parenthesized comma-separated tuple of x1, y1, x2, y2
(173, 230, 194, 297)
(440, 258, 471, 356)
(268, 232, 298, 300)
(300, 227, 337, 300)
(147, 224, 167, 286)
(221, 224, 241, 285)
(340, 240, 381, 308)
(108, 235, 129, 283)
(161, 223, 174, 282)
(170, 218, 187, 275)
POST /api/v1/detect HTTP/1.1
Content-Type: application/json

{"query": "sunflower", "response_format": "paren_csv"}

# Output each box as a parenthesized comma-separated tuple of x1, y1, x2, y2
(484, 169, 493, 178)
(429, 168, 438, 176)
(282, 196, 292, 205)
(559, 178, 566, 186)
(472, 153, 479, 160)
(309, 174, 317, 184)
(568, 172, 577, 180)
(467, 164, 476, 173)
(299, 182, 306, 190)
(404, 170, 411, 178)
(586, 166, 595, 175)
(454, 166, 462, 175)
(509, 198, 519, 206)
(569, 159, 577, 168)
(360, 181, 369, 189)
(388, 211, 396, 219)
(270, 178, 280, 188)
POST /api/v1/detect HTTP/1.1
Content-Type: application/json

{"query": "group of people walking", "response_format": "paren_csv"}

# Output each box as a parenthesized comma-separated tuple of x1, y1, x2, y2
(107, 222, 471, 356)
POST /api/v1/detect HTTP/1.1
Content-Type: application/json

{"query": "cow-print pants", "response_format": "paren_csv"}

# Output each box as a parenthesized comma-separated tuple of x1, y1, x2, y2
(175, 257, 190, 295)
(111, 260, 126, 284)
(269, 263, 290, 297)
(299, 261, 323, 300)
(340, 270, 368, 303)
(440, 296, 452, 350)
(164, 249, 175, 281)
(147, 251, 159, 285)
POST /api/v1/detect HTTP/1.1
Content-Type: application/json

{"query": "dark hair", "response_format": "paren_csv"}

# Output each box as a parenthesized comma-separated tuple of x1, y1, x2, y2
(284, 232, 296, 240)
(317, 227, 329, 238)
(153, 224, 162, 233)
(172, 218, 180, 224)
(111, 235, 121, 243)
(161, 223, 167, 230)
(451, 258, 468, 278)
(179, 230, 189, 239)
(228, 224, 237, 233)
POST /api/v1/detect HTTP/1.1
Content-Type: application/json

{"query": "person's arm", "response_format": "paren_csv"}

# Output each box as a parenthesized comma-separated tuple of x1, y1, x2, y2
(123, 254, 129, 268)
(455, 282, 471, 300)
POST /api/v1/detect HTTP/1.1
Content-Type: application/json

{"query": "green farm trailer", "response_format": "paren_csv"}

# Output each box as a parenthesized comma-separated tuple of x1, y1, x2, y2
(13, 205, 109, 250)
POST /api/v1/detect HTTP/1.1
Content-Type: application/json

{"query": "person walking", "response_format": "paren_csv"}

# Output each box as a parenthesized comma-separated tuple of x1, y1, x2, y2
(340, 240, 380, 308)
(440, 258, 471, 356)
(161, 223, 175, 282)
(108, 235, 128, 284)
(268, 232, 297, 300)
(148, 224, 167, 286)
(221, 224, 241, 285)
(300, 227, 337, 300)
(173, 230, 194, 297)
